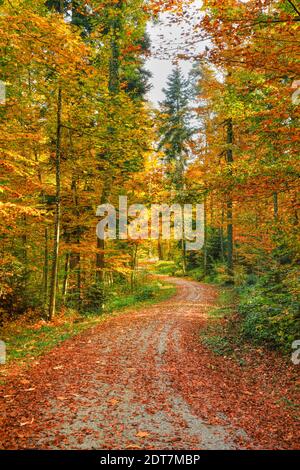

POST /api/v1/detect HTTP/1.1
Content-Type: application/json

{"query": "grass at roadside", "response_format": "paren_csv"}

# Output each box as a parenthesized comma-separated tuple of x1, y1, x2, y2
(199, 287, 251, 364)
(0, 280, 176, 371)
(199, 285, 300, 420)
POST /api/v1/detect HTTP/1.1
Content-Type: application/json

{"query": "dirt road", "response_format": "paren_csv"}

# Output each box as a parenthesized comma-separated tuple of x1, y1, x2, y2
(1, 278, 299, 449)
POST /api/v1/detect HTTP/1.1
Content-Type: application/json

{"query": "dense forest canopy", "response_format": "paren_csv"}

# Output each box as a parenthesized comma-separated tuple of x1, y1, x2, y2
(0, 0, 299, 349)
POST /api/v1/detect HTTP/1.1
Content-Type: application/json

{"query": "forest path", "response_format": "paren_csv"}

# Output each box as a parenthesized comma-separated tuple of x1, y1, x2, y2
(1, 278, 298, 449)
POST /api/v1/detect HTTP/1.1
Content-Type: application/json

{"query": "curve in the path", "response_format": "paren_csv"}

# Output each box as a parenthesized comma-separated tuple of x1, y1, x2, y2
(2, 278, 247, 450)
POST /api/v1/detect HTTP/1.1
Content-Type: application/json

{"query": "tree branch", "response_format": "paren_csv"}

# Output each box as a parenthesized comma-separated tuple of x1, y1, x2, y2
(286, 0, 300, 18)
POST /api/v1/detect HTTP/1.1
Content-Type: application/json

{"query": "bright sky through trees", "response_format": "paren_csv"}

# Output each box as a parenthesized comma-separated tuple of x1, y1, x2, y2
(146, 0, 205, 104)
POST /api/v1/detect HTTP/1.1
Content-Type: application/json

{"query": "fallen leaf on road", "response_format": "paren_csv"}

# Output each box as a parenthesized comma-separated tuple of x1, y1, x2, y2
(20, 418, 34, 426)
(109, 398, 119, 406)
(136, 431, 149, 438)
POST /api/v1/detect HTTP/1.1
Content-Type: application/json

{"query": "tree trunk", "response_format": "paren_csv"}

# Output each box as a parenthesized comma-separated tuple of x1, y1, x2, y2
(130, 244, 138, 291)
(62, 251, 70, 304)
(22, 215, 28, 292)
(96, 177, 112, 283)
(273, 192, 279, 221)
(220, 206, 225, 263)
(43, 227, 49, 313)
(157, 236, 164, 261)
(96, 4, 121, 283)
(71, 176, 81, 308)
(226, 117, 234, 283)
(203, 195, 208, 276)
(181, 238, 187, 275)
(76, 248, 81, 308)
(48, 87, 62, 320)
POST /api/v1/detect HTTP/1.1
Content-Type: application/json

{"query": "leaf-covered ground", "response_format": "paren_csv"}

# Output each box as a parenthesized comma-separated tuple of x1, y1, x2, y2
(1, 278, 299, 449)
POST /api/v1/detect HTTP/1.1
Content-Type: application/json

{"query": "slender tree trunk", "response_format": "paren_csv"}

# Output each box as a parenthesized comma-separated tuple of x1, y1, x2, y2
(62, 251, 70, 303)
(226, 117, 234, 283)
(22, 215, 28, 292)
(76, 248, 81, 308)
(157, 236, 163, 261)
(181, 238, 187, 275)
(109, 35, 120, 94)
(203, 195, 208, 276)
(96, 239, 105, 282)
(43, 227, 49, 312)
(291, 194, 299, 226)
(71, 176, 81, 308)
(96, 177, 112, 283)
(220, 206, 225, 263)
(273, 192, 279, 221)
(130, 244, 138, 291)
(96, 4, 121, 283)
(48, 87, 62, 320)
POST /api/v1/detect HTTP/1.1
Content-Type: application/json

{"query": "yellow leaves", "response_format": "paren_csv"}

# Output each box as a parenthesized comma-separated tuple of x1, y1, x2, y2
(135, 431, 149, 438)
(0, 202, 44, 223)
(0, 9, 89, 80)
(108, 398, 119, 406)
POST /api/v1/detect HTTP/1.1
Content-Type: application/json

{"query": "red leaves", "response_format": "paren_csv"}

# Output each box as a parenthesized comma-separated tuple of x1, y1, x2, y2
(1, 279, 299, 450)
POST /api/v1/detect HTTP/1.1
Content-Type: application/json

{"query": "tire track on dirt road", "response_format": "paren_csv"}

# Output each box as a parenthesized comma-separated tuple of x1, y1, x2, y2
(4, 277, 296, 449)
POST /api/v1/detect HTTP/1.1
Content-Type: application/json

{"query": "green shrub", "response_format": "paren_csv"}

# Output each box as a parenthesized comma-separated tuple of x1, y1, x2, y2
(107, 294, 136, 311)
(135, 284, 157, 301)
(234, 265, 248, 286)
(238, 286, 300, 349)
(188, 267, 204, 281)
(154, 261, 177, 276)
(81, 283, 106, 314)
(201, 335, 232, 356)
